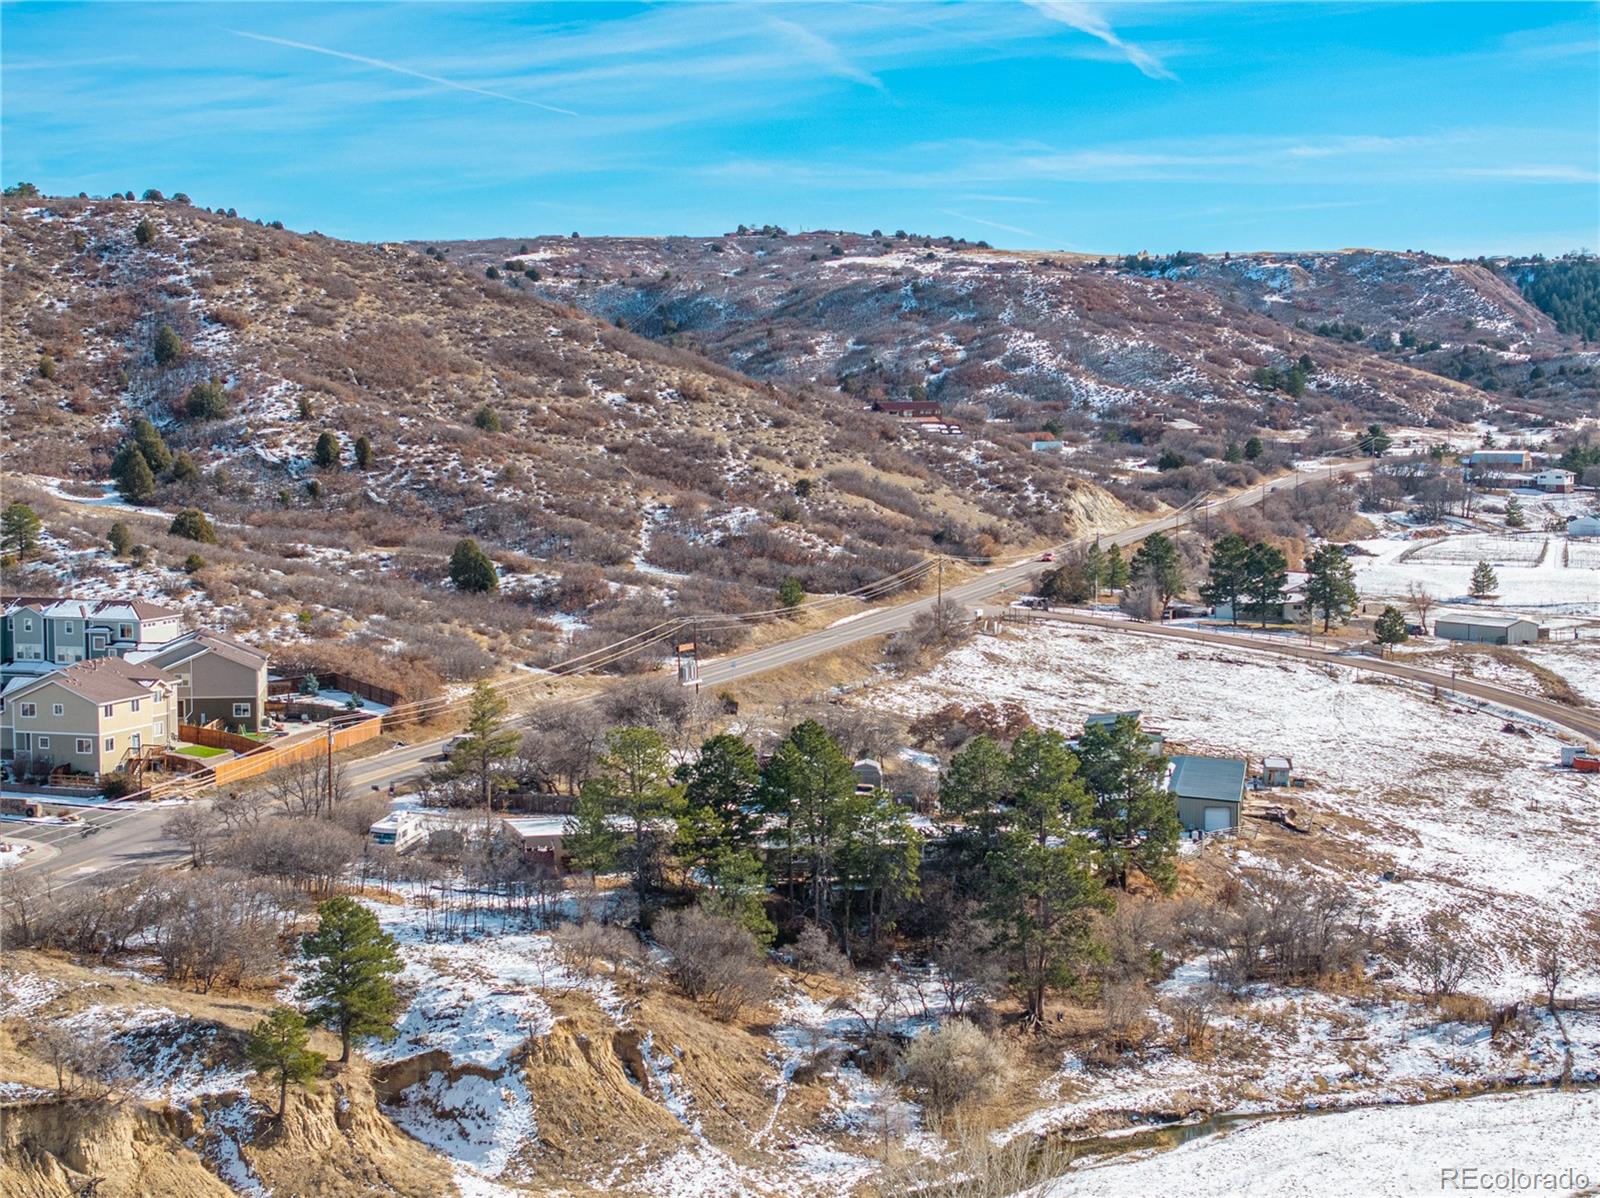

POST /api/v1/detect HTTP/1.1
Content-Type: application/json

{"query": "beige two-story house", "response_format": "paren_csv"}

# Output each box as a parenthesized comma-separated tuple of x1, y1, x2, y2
(0, 657, 180, 781)
(137, 629, 270, 731)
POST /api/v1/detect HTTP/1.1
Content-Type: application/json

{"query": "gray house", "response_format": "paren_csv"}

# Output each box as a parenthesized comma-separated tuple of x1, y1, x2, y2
(2, 596, 183, 682)
(1434, 613, 1539, 645)
(1167, 754, 1246, 833)
(136, 629, 270, 730)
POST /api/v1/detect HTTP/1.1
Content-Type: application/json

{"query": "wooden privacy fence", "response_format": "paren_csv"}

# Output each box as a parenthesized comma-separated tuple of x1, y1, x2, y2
(147, 702, 415, 798)
(178, 723, 263, 754)
(267, 670, 406, 708)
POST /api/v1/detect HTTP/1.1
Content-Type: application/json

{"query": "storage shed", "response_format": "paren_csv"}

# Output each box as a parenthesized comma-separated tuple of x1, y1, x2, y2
(1434, 613, 1539, 645)
(1261, 755, 1293, 787)
(1167, 754, 1246, 833)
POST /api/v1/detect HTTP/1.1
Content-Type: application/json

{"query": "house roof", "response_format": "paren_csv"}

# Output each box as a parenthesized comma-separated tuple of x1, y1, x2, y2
(1435, 613, 1538, 629)
(5, 656, 175, 704)
(1168, 754, 1247, 803)
(1085, 710, 1140, 726)
(1263, 755, 1292, 771)
(2, 595, 180, 623)
(143, 628, 268, 671)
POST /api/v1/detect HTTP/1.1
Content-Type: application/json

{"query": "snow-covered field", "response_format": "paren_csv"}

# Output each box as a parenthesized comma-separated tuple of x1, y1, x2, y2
(1349, 528, 1599, 617)
(866, 624, 1599, 997)
(1025, 1089, 1600, 1198)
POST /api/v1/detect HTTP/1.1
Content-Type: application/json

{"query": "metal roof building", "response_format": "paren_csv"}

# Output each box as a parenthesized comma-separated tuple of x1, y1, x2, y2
(1434, 613, 1539, 645)
(1167, 754, 1247, 833)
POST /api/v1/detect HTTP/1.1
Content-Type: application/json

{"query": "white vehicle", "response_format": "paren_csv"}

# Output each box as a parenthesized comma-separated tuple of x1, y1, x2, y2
(368, 811, 426, 853)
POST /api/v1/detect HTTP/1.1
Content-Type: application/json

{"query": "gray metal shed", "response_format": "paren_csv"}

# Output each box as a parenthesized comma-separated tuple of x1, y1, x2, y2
(1167, 754, 1246, 833)
(1434, 613, 1539, 645)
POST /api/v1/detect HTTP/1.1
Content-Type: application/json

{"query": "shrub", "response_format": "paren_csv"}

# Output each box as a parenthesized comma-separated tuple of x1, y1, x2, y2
(473, 405, 503, 432)
(353, 435, 373, 469)
(185, 379, 229, 420)
(168, 451, 200, 483)
(153, 323, 183, 365)
(169, 508, 217, 544)
(134, 218, 156, 245)
(183, 552, 206, 574)
(108, 522, 133, 557)
(449, 538, 498, 592)
(898, 1021, 1013, 1113)
(313, 431, 340, 467)
(655, 907, 771, 1020)
(37, 354, 55, 379)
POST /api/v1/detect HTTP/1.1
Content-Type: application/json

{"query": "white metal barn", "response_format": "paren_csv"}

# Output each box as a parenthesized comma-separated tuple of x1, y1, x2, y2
(1434, 613, 1540, 645)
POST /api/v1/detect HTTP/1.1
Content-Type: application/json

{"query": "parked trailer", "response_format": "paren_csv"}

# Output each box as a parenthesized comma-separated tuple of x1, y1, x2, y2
(0, 797, 45, 818)
(1573, 756, 1600, 774)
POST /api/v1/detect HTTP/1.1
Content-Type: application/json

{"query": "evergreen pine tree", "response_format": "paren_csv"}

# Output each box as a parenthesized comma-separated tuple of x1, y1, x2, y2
(1105, 544, 1130, 590)
(449, 538, 498, 592)
(582, 727, 684, 898)
(1075, 715, 1177, 893)
(1374, 605, 1409, 650)
(1129, 532, 1184, 603)
(1470, 559, 1499, 598)
(108, 522, 133, 557)
(1303, 542, 1359, 631)
(981, 729, 1110, 1023)
(1198, 533, 1252, 625)
(449, 682, 521, 834)
(1244, 436, 1264, 460)
(1504, 496, 1525, 528)
(1, 502, 42, 561)
(678, 734, 763, 859)
(118, 450, 157, 503)
(153, 323, 183, 365)
(1241, 542, 1289, 627)
(299, 897, 403, 1063)
(778, 576, 805, 609)
(245, 1008, 325, 1123)
(313, 431, 340, 468)
(757, 720, 854, 918)
(564, 788, 623, 883)
(353, 435, 373, 470)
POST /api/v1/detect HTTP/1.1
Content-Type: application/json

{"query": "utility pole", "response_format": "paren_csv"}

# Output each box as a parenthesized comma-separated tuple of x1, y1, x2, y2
(935, 557, 945, 638)
(325, 722, 334, 818)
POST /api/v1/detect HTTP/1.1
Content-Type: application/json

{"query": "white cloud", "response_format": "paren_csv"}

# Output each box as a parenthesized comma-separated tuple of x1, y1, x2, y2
(227, 30, 579, 117)
(765, 16, 887, 91)
(1023, 1, 1177, 81)
(937, 208, 1038, 237)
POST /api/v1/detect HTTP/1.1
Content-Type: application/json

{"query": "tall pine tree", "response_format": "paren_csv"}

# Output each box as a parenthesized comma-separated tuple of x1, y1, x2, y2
(1303, 543, 1359, 631)
(299, 897, 403, 1064)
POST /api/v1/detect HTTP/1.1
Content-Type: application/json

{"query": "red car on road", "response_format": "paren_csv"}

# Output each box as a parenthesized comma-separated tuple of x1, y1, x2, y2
(1038, 551, 1056, 562)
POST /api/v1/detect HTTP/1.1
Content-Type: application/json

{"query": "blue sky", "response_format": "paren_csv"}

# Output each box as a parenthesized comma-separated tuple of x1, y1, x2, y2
(3, 2, 1596, 255)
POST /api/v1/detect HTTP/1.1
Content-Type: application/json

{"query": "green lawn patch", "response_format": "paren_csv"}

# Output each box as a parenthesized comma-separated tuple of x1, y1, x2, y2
(175, 744, 229, 758)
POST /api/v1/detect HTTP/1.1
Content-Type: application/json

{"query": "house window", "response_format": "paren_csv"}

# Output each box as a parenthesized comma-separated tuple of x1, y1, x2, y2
(75, 738, 92, 754)
(64, 621, 75, 634)
(18, 702, 35, 719)
(233, 702, 252, 718)
(119, 624, 133, 639)
(52, 703, 64, 717)
(103, 704, 114, 717)
(104, 737, 115, 752)
(130, 699, 141, 713)
(130, 733, 141, 750)
(56, 650, 70, 663)
(37, 736, 50, 750)
(154, 721, 165, 739)
(22, 618, 33, 632)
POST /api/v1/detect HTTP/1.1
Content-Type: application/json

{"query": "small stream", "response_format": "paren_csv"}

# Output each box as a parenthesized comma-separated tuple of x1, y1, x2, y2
(1034, 1075, 1600, 1173)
